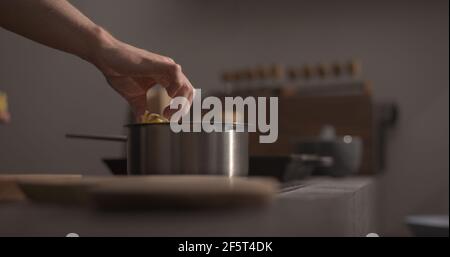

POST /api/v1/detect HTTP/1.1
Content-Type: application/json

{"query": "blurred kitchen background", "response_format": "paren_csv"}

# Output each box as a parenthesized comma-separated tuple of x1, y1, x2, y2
(0, 0, 448, 236)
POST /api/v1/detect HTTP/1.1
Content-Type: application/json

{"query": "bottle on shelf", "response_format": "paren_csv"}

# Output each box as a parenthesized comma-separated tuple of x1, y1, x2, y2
(253, 65, 270, 96)
(272, 64, 285, 83)
(249, 67, 261, 94)
(231, 70, 244, 95)
(345, 59, 362, 82)
(331, 61, 343, 78)
(317, 62, 334, 86)
(268, 64, 285, 95)
(299, 64, 314, 86)
(242, 68, 254, 94)
(287, 67, 298, 82)
(221, 71, 233, 95)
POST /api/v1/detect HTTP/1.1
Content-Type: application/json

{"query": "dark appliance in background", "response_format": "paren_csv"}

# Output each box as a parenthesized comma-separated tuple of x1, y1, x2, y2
(248, 154, 332, 182)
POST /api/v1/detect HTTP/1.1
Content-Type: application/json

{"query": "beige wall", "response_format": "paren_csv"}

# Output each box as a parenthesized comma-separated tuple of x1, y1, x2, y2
(0, 0, 448, 235)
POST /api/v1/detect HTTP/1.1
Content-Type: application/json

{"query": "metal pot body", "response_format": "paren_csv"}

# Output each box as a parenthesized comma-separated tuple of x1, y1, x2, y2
(126, 123, 248, 176)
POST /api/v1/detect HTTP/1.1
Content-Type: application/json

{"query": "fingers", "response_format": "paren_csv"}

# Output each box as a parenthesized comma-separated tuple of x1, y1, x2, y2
(108, 47, 193, 107)
(101, 44, 194, 121)
(105, 76, 149, 120)
(163, 82, 194, 119)
(163, 63, 184, 97)
(158, 62, 194, 119)
(133, 77, 157, 91)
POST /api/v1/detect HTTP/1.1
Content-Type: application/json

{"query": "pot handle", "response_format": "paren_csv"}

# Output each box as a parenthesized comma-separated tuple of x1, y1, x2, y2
(66, 133, 127, 142)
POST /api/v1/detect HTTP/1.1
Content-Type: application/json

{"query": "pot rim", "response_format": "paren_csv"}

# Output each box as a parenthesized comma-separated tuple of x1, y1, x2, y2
(125, 122, 251, 128)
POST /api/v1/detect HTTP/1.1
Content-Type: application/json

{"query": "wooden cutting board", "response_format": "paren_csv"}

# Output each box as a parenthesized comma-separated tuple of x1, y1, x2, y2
(16, 175, 279, 209)
(0, 174, 82, 202)
(90, 176, 279, 210)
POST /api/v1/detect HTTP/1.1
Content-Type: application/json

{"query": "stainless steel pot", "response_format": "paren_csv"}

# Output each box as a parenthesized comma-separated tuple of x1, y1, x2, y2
(67, 122, 248, 177)
(127, 123, 248, 176)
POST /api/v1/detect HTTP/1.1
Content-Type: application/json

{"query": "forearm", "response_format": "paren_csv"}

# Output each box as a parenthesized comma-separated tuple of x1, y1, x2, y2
(0, 0, 113, 63)
(0, 0, 194, 118)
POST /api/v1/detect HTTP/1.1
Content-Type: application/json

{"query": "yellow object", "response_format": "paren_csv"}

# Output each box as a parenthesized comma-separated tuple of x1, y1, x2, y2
(141, 110, 169, 124)
(0, 91, 8, 113)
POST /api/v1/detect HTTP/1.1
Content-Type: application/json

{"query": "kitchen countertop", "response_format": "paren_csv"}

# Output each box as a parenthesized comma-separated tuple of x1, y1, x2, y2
(0, 176, 376, 237)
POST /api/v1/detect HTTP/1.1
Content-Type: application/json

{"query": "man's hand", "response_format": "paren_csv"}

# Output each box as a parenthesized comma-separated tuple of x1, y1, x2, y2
(91, 32, 194, 120)
(100, 41, 194, 120)
(0, 0, 194, 121)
